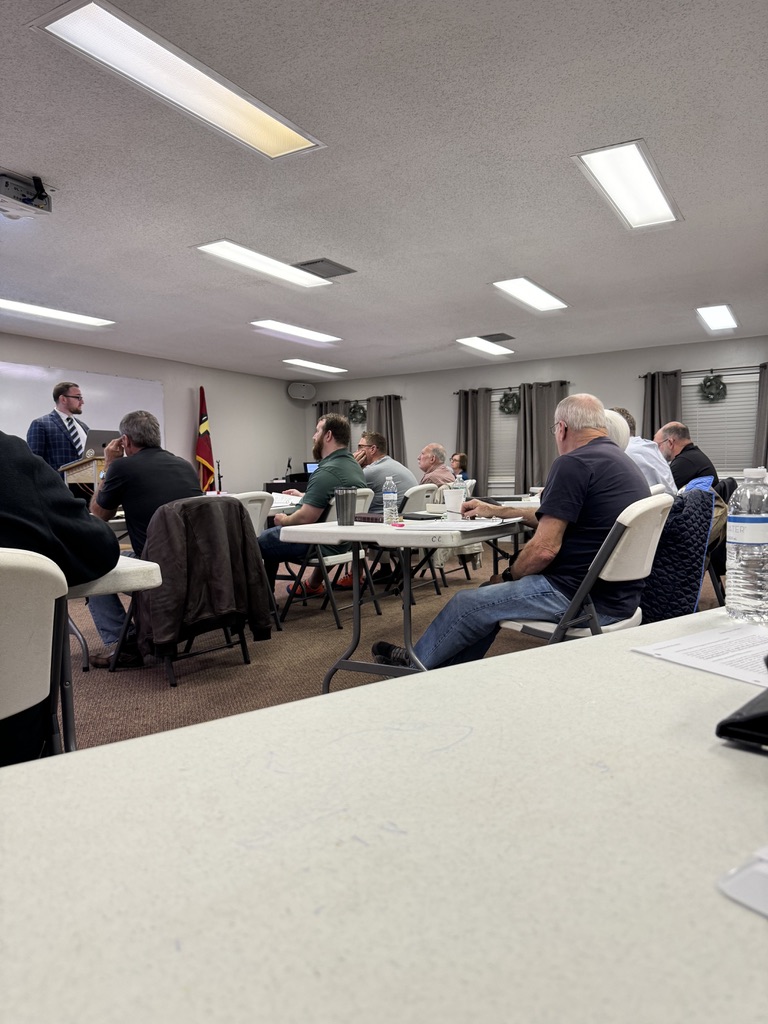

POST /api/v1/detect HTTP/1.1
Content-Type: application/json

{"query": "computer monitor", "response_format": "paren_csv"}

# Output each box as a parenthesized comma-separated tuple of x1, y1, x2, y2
(304, 462, 319, 474)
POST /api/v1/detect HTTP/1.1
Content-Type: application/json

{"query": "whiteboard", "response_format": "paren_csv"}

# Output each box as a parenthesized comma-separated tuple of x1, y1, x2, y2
(0, 361, 164, 442)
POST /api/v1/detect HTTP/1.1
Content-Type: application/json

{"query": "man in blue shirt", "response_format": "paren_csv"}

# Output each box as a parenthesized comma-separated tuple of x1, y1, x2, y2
(373, 394, 650, 669)
(258, 414, 365, 595)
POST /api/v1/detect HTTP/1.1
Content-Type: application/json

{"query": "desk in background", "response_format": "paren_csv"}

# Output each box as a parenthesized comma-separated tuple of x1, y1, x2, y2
(1, 609, 765, 1023)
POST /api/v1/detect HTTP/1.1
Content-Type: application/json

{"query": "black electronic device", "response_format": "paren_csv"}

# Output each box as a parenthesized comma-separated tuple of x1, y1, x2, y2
(304, 462, 319, 474)
(716, 658, 768, 751)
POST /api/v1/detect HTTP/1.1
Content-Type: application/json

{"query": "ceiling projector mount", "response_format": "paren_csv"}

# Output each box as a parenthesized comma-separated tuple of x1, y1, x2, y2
(0, 169, 54, 220)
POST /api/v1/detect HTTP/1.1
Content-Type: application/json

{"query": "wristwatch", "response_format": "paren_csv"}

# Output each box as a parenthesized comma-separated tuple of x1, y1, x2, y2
(500, 550, 521, 582)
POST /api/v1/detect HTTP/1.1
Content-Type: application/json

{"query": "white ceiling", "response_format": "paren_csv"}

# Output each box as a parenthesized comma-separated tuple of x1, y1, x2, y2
(2, 0, 767, 383)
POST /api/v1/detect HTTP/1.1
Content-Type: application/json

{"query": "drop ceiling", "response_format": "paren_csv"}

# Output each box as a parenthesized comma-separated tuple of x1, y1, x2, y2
(1, 0, 766, 382)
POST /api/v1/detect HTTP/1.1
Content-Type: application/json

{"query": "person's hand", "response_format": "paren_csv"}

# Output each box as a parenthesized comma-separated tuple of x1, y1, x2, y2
(282, 488, 303, 496)
(353, 449, 367, 465)
(273, 512, 288, 527)
(103, 436, 124, 465)
(462, 499, 497, 519)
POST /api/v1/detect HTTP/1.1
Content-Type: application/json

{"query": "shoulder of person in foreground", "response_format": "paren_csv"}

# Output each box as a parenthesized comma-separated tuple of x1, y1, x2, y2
(1, 432, 120, 585)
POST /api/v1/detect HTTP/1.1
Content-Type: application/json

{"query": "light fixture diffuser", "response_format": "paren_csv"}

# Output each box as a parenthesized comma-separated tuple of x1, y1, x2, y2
(251, 319, 340, 342)
(0, 297, 114, 326)
(283, 358, 347, 374)
(33, 0, 323, 159)
(696, 304, 738, 331)
(493, 278, 567, 312)
(575, 140, 681, 229)
(198, 240, 331, 288)
(456, 336, 514, 355)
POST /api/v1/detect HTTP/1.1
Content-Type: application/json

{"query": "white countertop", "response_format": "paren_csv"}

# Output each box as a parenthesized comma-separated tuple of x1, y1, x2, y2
(1, 608, 766, 1023)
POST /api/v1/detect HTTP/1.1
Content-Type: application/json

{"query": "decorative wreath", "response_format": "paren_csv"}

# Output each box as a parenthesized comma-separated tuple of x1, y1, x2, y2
(348, 402, 367, 424)
(499, 391, 520, 415)
(699, 375, 727, 403)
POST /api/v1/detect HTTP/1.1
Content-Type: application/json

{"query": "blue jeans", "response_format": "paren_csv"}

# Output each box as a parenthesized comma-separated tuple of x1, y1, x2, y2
(88, 552, 135, 646)
(258, 527, 311, 590)
(413, 575, 620, 669)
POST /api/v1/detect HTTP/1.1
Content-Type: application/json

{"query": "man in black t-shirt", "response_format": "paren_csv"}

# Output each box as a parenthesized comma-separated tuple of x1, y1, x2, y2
(88, 410, 202, 666)
(372, 394, 650, 670)
(653, 421, 719, 489)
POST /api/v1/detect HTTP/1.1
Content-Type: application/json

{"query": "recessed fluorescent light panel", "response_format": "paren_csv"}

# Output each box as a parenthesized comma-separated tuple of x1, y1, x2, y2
(574, 140, 682, 229)
(283, 359, 347, 374)
(696, 304, 738, 331)
(32, 0, 323, 160)
(456, 336, 514, 355)
(251, 319, 340, 342)
(198, 240, 331, 288)
(493, 278, 567, 312)
(0, 297, 114, 326)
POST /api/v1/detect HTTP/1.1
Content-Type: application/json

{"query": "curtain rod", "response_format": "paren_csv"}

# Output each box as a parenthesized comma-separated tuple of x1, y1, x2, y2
(312, 396, 403, 403)
(453, 383, 571, 395)
(640, 365, 759, 379)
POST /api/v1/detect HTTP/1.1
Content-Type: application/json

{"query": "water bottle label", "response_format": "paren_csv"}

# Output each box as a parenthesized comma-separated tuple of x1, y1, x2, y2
(726, 516, 768, 545)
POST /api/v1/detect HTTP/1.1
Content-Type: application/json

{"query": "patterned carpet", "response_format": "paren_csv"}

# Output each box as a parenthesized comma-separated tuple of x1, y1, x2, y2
(67, 555, 719, 751)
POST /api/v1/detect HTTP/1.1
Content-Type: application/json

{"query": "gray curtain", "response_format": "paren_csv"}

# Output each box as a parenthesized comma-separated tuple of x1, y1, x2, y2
(641, 371, 681, 438)
(366, 395, 406, 463)
(314, 399, 352, 419)
(753, 362, 768, 468)
(456, 388, 491, 496)
(515, 381, 569, 492)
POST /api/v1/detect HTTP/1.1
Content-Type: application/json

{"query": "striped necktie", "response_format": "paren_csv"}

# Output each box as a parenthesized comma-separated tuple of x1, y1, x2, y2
(66, 416, 84, 458)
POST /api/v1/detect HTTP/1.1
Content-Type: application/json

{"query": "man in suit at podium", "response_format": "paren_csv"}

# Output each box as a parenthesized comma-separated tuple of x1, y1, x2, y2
(26, 381, 89, 476)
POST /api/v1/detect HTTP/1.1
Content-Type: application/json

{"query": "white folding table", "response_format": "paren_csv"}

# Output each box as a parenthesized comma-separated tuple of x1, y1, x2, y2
(1, 608, 766, 1024)
(280, 518, 522, 690)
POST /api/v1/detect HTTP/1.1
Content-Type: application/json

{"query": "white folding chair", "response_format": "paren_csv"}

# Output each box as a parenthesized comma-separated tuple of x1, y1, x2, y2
(280, 488, 382, 628)
(0, 548, 69, 761)
(231, 491, 274, 534)
(500, 493, 673, 643)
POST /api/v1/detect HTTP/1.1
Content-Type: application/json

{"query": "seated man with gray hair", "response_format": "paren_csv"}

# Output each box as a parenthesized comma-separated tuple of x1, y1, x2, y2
(417, 442, 455, 486)
(88, 410, 203, 667)
(373, 394, 650, 670)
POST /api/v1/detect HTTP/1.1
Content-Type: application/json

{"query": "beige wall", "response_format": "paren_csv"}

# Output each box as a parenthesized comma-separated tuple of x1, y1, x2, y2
(2, 330, 764, 489)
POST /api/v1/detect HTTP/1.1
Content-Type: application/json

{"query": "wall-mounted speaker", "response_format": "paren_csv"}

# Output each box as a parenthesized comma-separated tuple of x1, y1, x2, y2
(287, 382, 316, 401)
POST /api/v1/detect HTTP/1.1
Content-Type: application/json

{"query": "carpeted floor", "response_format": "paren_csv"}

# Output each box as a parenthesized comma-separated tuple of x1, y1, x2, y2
(67, 553, 720, 751)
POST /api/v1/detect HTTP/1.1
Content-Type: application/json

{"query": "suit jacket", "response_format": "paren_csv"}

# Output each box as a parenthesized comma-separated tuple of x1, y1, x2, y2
(26, 410, 89, 474)
(135, 495, 272, 655)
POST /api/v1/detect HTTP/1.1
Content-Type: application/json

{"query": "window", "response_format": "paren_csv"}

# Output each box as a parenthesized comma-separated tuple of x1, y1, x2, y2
(680, 368, 760, 477)
(488, 390, 519, 494)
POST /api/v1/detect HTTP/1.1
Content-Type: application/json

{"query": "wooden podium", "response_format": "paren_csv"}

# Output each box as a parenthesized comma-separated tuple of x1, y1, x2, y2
(60, 456, 105, 487)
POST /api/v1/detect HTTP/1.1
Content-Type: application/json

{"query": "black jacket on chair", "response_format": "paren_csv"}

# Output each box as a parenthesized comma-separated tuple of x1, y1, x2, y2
(135, 495, 272, 657)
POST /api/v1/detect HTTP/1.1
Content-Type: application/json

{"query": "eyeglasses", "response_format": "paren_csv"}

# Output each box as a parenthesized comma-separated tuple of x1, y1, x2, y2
(63, 393, 84, 400)
(357, 443, 374, 449)
(549, 421, 561, 435)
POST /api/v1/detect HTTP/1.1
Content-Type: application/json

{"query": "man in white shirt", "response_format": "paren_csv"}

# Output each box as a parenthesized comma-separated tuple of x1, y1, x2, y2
(610, 408, 677, 496)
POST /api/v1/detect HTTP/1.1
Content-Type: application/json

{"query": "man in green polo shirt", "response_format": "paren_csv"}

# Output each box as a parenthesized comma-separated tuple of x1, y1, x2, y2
(258, 413, 365, 595)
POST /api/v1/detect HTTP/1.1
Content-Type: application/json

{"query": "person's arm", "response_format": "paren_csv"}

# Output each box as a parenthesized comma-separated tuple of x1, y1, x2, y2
(509, 515, 568, 579)
(89, 436, 125, 521)
(273, 502, 324, 528)
(26, 418, 45, 459)
(461, 498, 539, 528)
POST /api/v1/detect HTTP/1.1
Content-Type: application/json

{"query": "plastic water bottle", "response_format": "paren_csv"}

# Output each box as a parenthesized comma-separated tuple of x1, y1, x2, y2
(725, 468, 768, 624)
(382, 476, 398, 525)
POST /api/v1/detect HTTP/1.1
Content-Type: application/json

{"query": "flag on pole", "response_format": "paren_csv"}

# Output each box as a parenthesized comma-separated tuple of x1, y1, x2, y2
(196, 386, 215, 491)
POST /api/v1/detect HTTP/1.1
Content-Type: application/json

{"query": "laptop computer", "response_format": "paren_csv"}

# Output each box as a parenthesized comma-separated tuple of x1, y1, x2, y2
(304, 461, 319, 474)
(716, 658, 768, 751)
(82, 429, 120, 459)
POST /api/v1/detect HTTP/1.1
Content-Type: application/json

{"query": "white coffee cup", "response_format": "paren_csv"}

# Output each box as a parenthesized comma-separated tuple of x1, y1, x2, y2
(443, 488, 464, 519)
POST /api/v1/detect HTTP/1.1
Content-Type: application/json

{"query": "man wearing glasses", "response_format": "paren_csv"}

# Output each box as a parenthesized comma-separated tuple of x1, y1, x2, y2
(26, 381, 89, 476)
(353, 432, 417, 514)
(653, 422, 719, 489)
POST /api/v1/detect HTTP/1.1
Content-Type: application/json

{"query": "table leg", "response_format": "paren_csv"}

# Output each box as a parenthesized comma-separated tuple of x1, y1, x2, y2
(58, 601, 77, 752)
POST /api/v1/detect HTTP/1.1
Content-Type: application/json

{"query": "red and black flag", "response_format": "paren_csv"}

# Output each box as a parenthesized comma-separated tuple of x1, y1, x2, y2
(196, 386, 215, 491)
